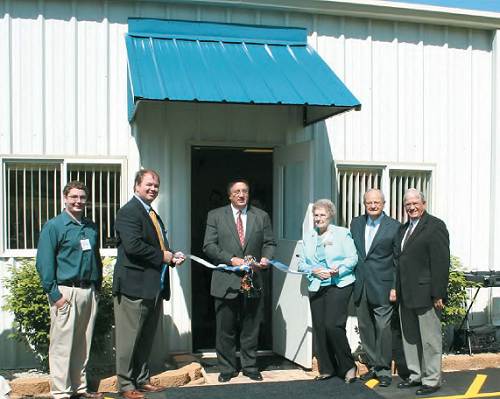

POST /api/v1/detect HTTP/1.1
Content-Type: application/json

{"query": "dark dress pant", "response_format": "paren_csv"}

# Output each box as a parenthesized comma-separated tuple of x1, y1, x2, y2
(309, 284, 355, 377)
(391, 307, 410, 380)
(214, 294, 263, 374)
(356, 285, 393, 377)
(114, 294, 162, 392)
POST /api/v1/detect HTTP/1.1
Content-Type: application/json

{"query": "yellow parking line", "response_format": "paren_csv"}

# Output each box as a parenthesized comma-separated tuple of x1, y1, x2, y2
(433, 393, 500, 399)
(465, 374, 488, 396)
(365, 379, 379, 388)
(364, 373, 500, 399)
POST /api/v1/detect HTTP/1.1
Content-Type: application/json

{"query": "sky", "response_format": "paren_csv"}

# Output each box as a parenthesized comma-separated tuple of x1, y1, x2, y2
(383, 0, 500, 13)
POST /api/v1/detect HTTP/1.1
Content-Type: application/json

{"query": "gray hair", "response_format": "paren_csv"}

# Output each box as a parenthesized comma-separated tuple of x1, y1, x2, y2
(403, 188, 426, 203)
(363, 188, 385, 203)
(312, 199, 337, 219)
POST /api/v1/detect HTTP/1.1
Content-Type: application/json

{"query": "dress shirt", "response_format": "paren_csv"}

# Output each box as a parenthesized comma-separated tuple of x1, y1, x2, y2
(230, 204, 247, 236)
(36, 211, 102, 302)
(365, 213, 384, 252)
(401, 218, 420, 250)
(134, 194, 152, 212)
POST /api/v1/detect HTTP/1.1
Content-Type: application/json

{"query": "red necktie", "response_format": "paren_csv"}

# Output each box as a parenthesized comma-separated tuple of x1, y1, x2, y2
(236, 211, 245, 246)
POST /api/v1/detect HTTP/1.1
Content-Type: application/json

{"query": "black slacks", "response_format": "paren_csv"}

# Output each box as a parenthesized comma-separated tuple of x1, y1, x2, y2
(309, 284, 355, 377)
(214, 294, 263, 374)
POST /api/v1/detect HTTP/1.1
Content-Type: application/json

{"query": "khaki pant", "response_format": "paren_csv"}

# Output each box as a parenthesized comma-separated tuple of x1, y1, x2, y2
(49, 285, 98, 399)
(400, 303, 442, 387)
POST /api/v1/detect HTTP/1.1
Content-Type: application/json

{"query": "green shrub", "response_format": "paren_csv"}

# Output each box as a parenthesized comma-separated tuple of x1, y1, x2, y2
(442, 255, 481, 328)
(2, 258, 115, 370)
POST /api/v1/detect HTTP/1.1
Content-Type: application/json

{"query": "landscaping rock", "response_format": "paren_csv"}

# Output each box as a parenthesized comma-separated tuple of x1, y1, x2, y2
(151, 368, 190, 387)
(97, 375, 118, 393)
(10, 376, 50, 396)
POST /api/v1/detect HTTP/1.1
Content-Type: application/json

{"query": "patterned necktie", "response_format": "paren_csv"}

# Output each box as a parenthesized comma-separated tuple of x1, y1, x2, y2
(149, 210, 166, 251)
(236, 210, 245, 246)
(149, 209, 169, 293)
(402, 221, 414, 250)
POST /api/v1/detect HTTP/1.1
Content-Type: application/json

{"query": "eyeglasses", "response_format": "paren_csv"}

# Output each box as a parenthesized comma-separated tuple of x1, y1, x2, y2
(404, 201, 422, 208)
(67, 195, 87, 201)
(364, 201, 383, 206)
(231, 189, 249, 195)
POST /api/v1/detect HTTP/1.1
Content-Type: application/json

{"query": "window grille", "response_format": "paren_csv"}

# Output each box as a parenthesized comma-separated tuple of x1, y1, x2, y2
(68, 164, 121, 248)
(335, 165, 432, 227)
(389, 170, 432, 223)
(4, 162, 61, 250)
(3, 160, 121, 251)
(336, 167, 383, 227)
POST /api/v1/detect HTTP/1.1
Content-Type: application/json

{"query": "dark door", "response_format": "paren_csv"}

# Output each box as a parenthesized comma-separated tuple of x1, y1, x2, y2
(191, 146, 273, 351)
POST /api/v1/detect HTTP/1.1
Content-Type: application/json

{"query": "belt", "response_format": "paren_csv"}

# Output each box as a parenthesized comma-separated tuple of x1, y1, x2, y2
(59, 280, 93, 288)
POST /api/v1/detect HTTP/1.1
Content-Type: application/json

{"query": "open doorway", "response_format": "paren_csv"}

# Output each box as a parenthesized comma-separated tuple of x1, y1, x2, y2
(191, 146, 273, 352)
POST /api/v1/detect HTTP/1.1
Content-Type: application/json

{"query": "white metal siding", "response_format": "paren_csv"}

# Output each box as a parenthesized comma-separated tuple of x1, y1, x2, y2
(0, 0, 497, 366)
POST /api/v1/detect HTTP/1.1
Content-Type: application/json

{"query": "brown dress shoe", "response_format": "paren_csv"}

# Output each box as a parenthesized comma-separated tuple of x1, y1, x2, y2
(138, 383, 167, 392)
(120, 390, 145, 399)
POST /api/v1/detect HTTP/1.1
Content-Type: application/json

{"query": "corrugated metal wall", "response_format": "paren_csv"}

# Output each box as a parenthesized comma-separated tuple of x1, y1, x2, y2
(0, 0, 496, 366)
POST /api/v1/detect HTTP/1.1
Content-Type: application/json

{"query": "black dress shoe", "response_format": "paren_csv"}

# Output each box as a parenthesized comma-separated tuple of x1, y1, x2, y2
(416, 385, 440, 395)
(398, 379, 422, 388)
(242, 370, 263, 381)
(360, 369, 377, 381)
(218, 371, 238, 382)
(314, 374, 333, 381)
(378, 376, 392, 387)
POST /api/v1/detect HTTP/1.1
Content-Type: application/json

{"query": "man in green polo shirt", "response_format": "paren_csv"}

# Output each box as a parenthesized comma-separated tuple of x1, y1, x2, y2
(36, 181, 103, 399)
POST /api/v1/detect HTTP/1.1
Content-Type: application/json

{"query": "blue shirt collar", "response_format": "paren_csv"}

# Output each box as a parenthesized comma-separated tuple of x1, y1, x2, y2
(134, 194, 152, 212)
(367, 212, 384, 226)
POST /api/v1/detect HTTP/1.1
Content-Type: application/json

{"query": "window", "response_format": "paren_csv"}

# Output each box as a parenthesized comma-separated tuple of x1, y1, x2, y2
(389, 169, 432, 223)
(335, 164, 432, 227)
(3, 159, 123, 252)
(336, 166, 383, 227)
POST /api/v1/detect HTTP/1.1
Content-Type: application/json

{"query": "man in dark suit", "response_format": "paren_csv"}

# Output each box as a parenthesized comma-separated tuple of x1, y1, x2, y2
(112, 169, 185, 399)
(203, 179, 276, 383)
(351, 189, 400, 387)
(396, 188, 450, 396)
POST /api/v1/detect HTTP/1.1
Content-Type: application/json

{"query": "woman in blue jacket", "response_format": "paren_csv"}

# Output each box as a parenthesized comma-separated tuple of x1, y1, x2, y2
(298, 199, 358, 383)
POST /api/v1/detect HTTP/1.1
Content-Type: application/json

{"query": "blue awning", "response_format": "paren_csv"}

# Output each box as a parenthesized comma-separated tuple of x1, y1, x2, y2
(126, 18, 361, 125)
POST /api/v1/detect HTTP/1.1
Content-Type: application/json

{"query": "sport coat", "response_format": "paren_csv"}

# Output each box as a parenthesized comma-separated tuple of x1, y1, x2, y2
(203, 204, 276, 299)
(112, 196, 171, 300)
(351, 213, 401, 305)
(396, 211, 450, 309)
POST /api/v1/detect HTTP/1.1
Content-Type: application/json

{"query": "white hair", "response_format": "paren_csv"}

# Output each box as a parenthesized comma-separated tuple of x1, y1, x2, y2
(363, 188, 385, 203)
(312, 199, 337, 219)
(403, 188, 425, 203)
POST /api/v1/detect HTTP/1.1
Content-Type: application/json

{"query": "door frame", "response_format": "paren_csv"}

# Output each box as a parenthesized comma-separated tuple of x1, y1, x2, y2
(187, 141, 279, 352)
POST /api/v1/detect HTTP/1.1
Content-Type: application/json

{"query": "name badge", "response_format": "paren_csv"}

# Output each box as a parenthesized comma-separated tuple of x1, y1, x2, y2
(80, 239, 91, 251)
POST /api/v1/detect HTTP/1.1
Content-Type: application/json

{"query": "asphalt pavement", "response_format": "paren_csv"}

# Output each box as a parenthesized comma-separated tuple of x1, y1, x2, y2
(366, 368, 500, 399)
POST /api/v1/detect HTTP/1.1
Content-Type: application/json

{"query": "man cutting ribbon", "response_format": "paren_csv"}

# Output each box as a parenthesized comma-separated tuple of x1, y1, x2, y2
(112, 169, 185, 399)
(203, 179, 276, 383)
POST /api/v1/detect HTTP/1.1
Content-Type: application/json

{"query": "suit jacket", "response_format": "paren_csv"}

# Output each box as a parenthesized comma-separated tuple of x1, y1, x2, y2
(297, 225, 358, 291)
(351, 213, 401, 305)
(203, 204, 276, 299)
(395, 211, 450, 309)
(112, 196, 171, 300)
